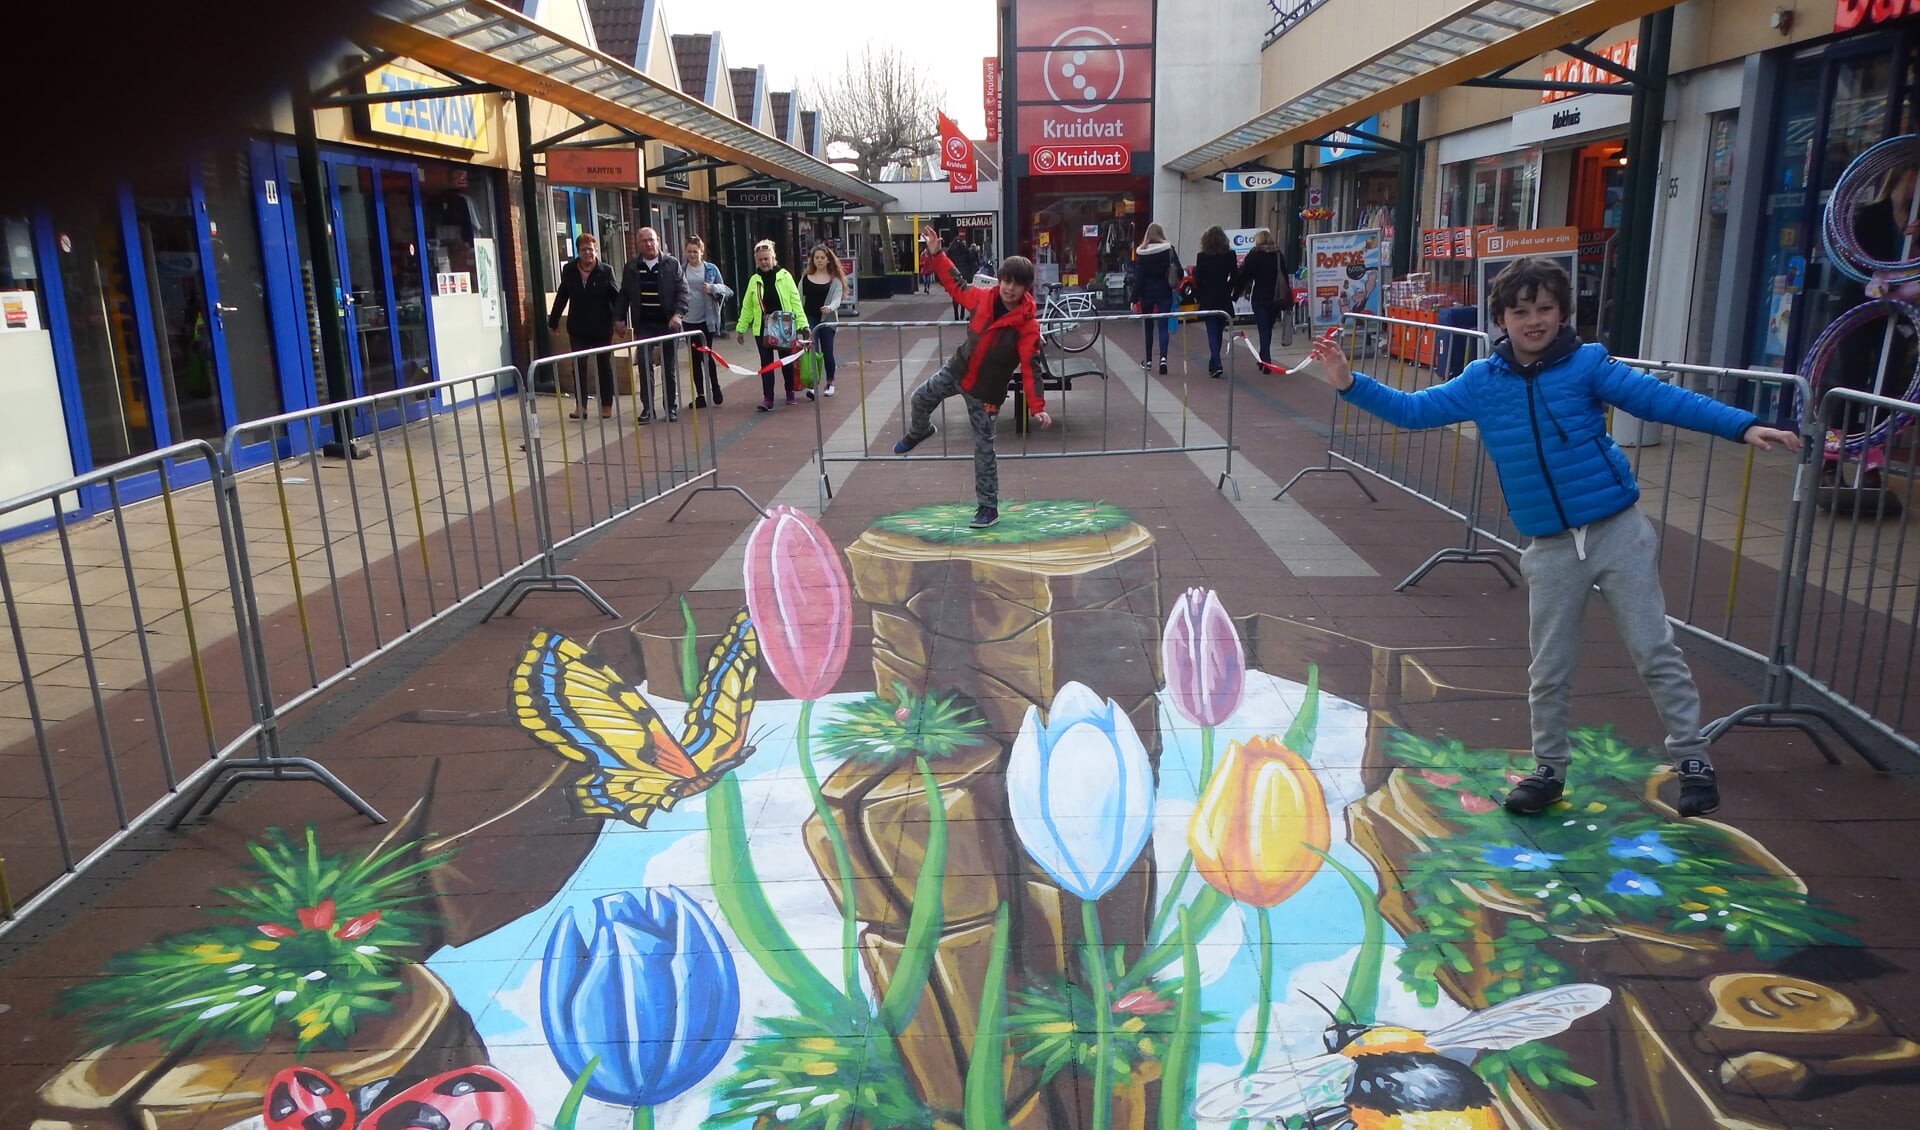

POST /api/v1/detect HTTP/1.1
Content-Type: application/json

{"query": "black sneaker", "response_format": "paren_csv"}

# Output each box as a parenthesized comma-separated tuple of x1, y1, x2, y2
(712, 388, 724, 406)
(970, 505, 999, 528)
(1503, 766, 1565, 816)
(692, 397, 708, 409)
(1140, 357, 1155, 371)
(637, 410, 653, 424)
(894, 426, 933, 455)
(1158, 360, 1168, 375)
(666, 408, 678, 422)
(1676, 758, 1720, 817)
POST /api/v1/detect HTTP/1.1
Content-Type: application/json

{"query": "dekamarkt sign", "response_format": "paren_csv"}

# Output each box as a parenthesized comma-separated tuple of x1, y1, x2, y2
(1013, 0, 1153, 176)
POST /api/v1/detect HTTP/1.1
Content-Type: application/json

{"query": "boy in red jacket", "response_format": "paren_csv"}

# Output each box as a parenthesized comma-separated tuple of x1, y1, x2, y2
(895, 226, 1054, 528)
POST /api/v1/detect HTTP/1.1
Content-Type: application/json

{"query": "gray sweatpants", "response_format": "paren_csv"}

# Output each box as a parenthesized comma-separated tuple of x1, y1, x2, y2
(1519, 506, 1710, 774)
(905, 362, 999, 508)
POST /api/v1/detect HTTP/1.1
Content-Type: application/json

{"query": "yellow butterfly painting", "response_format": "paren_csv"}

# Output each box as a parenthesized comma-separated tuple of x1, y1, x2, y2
(512, 610, 759, 827)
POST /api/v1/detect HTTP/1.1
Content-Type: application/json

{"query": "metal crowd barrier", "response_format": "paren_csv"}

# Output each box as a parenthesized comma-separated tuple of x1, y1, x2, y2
(1711, 386, 1920, 761)
(484, 330, 765, 620)
(0, 442, 275, 934)
(810, 310, 1243, 511)
(1276, 313, 1507, 589)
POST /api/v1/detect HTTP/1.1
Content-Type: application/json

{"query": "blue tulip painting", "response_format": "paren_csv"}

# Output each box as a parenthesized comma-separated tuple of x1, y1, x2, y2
(541, 888, 741, 1127)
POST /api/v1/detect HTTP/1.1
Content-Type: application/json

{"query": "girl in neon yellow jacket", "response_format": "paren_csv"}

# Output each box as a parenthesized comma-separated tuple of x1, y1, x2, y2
(734, 239, 810, 410)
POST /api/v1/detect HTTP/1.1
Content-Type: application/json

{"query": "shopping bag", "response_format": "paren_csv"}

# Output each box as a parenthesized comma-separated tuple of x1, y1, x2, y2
(796, 348, 823, 389)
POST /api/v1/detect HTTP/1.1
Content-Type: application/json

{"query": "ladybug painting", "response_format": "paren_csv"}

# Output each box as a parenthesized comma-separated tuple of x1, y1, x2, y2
(264, 1067, 356, 1130)
(262, 1065, 533, 1130)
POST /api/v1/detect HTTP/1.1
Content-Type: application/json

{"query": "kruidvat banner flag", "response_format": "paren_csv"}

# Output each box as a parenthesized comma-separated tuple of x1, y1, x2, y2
(1014, 0, 1152, 174)
(1306, 228, 1384, 330)
(938, 112, 970, 173)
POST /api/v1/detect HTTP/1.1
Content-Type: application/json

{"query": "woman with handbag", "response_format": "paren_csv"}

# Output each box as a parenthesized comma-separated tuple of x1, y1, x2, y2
(734, 239, 810, 411)
(1231, 228, 1293, 365)
(1192, 226, 1237, 378)
(801, 244, 845, 399)
(683, 234, 733, 408)
(1133, 222, 1180, 374)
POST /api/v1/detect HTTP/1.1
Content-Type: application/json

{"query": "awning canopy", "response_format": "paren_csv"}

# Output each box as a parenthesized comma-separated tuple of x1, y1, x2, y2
(1166, 0, 1680, 180)
(367, 0, 891, 208)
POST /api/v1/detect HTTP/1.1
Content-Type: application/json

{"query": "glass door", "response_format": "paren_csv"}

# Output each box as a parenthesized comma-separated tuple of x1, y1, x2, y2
(326, 155, 435, 429)
(130, 176, 226, 444)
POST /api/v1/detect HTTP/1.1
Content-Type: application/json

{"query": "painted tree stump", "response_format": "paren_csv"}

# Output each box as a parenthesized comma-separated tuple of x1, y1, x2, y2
(844, 502, 1164, 743)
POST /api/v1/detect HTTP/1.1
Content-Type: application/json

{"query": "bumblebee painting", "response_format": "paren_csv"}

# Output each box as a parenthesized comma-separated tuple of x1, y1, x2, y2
(1193, 983, 1612, 1129)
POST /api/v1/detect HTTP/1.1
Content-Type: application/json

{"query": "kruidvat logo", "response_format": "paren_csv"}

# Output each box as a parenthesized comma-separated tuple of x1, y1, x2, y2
(1043, 25, 1125, 113)
(1031, 144, 1128, 173)
(944, 133, 971, 166)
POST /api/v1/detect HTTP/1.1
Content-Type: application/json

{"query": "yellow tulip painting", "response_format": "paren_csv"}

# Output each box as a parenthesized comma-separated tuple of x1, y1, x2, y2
(1187, 736, 1331, 908)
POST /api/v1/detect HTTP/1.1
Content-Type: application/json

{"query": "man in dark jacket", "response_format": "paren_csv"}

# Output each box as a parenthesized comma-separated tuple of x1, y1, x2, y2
(616, 226, 691, 422)
(946, 235, 977, 320)
(895, 225, 1053, 529)
(549, 233, 622, 418)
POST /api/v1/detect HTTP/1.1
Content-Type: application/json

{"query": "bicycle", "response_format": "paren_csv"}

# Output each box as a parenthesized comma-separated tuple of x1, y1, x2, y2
(1038, 282, 1102, 353)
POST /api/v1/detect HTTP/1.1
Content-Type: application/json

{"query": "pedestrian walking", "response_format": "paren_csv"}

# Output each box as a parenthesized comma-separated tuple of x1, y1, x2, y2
(734, 239, 809, 411)
(1303, 257, 1803, 819)
(682, 234, 732, 409)
(946, 234, 977, 320)
(1132, 222, 1180, 374)
(547, 233, 622, 418)
(894, 225, 1052, 529)
(615, 226, 690, 423)
(1192, 226, 1237, 378)
(801, 244, 844, 399)
(1232, 228, 1295, 365)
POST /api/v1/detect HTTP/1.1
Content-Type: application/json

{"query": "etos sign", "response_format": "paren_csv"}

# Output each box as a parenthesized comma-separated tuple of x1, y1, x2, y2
(1836, 0, 1920, 31)
(1014, 0, 1153, 170)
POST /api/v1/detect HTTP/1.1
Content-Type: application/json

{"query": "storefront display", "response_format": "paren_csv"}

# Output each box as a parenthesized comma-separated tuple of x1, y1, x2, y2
(1306, 227, 1383, 329)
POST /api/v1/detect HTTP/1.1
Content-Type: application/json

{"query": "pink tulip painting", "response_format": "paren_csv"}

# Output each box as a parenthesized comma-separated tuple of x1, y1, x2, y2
(1162, 588, 1246, 730)
(743, 505, 851, 702)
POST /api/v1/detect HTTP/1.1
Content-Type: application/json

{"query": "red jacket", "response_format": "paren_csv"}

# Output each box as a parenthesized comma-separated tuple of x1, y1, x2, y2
(927, 251, 1046, 414)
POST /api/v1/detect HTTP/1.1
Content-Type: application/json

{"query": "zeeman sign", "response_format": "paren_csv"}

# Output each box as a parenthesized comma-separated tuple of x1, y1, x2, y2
(362, 63, 489, 152)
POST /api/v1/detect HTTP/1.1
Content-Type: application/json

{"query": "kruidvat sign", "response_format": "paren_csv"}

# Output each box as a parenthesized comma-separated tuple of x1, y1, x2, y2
(1014, 0, 1153, 173)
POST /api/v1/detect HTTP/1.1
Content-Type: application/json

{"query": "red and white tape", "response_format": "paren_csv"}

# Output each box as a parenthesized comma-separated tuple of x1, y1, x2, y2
(693, 343, 810, 376)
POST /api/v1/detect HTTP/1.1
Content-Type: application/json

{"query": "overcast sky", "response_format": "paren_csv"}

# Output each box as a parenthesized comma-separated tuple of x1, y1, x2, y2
(664, 0, 1000, 139)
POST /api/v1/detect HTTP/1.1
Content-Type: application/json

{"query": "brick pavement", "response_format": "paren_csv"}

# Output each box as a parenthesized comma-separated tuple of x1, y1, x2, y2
(3, 294, 1919, 1130)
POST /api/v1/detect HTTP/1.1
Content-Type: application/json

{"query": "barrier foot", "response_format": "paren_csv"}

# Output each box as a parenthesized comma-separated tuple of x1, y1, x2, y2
(667, 484, 769, 523)
(169, 757, 386, 828)
(483, 573, 620, 621)
(1275, 465, 1377, 502)
(1396, 548, 1521, 591)
(1217, 471, 1241, 501)
(1704, 704, 1877, 769)
(818, 469, 835, 513)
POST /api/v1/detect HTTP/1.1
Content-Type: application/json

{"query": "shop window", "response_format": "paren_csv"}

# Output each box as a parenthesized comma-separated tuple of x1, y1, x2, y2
(2, 217, 48, 333)
(132, 176, 227, 441)
(52, 200, 158, 462)
(1687, 112, 1738, 365)
(551, 185, 593, 279)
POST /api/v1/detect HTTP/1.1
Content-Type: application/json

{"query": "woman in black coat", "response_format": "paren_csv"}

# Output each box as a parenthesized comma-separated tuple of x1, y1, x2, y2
(548, 233, 623, 418)
(1231, 228, 1293, 365)
(1192, 226, 1238, 377)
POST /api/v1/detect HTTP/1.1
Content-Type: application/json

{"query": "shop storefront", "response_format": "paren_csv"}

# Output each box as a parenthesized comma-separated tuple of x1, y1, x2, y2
(1747, 15, 1918, 375)
(1005, 0, 1157, 300)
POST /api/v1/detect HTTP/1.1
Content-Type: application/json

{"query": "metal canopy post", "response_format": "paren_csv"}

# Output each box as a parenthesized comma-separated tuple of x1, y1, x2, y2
(1608, 8, 1672, 356)
(1392, 100, 1420, 278)
(292, 71, 361, 459)
(1286, 143, 1307, 271)
(516, 92, 553, 366)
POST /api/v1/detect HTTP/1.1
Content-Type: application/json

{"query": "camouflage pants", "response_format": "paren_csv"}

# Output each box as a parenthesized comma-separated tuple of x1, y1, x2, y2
(906, 361, 999, 508)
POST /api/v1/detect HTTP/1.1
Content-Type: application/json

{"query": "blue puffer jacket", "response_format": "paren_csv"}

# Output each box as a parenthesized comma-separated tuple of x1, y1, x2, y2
(1341, 327, 1758, 536)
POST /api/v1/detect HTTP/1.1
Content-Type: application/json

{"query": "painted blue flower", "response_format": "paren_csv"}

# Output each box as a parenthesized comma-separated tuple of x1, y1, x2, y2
(1606, 869, 1663, 898)
(1608, 831, 1678, 865)
(1479, 844, 1564, 872)
(540, 888, 741, 1107)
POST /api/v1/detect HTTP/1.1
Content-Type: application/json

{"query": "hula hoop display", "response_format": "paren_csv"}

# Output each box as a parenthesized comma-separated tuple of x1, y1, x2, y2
(1821, 134, 1920, 285)
(1797, 298, 1920, 457)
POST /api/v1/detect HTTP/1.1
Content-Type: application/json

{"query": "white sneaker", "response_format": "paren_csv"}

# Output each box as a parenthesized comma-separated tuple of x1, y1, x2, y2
(823, 384, 837, 397)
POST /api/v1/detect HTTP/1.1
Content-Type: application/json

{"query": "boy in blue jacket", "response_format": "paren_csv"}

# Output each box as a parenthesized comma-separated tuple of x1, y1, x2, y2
(1304, 258, 1801, 817)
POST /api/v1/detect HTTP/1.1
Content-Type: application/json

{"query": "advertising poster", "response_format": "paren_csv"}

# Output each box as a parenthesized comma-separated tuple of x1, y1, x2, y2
(1306, 227, 1383, 330)
(474, 238, 502, 328)
(1471, 227, 1579, 333)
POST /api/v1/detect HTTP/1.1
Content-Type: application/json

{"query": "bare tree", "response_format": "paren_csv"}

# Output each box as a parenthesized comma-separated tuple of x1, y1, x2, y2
(812, 44, 943, 276)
